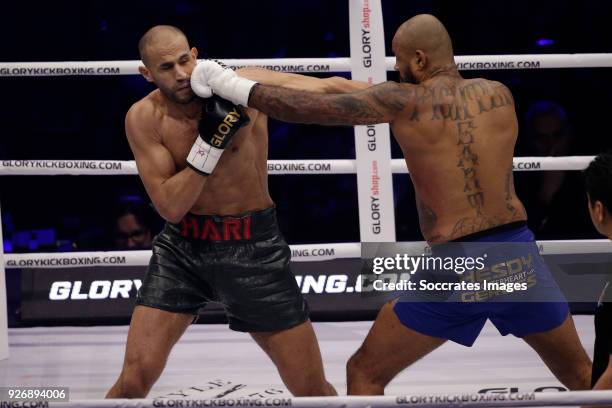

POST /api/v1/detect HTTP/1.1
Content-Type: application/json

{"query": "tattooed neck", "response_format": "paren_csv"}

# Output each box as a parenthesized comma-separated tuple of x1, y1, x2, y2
(422, 63, 461, 82)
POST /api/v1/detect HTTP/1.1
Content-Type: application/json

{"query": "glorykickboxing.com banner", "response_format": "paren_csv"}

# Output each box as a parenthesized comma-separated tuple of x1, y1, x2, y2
(0, 160, 137, 175)
(17, 259, 381, 323)
(0, 157, 595, 176)
(2, 54, 610, 77)
(225, 63, 332, 72)
(456, 61, 542, 70)
(0, 66, 124, 76)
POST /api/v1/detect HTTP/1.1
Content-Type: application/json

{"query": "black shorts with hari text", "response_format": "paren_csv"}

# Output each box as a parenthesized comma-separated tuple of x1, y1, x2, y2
(137, 206, 309, 332)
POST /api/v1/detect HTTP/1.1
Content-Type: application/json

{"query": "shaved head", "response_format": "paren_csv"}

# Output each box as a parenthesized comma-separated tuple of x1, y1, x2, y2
(136, 25, 198, 104)
(392, 14, 456, 83)
(138, 25, 189, 67)
(394, 14, 454, 63)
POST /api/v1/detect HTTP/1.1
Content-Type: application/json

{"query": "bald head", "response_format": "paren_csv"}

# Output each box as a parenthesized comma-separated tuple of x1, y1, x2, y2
(393, 14, 454, 64)
(138, 25, 189, 66)
(136, 25, 198, 104)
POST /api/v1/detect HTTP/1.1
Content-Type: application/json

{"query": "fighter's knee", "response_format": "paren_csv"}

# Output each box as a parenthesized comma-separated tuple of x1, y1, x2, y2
(347, 349, 364, 376)
(570, 360, 592, 390)
(119, 355, 165, 397)
(550, 354, 592, 390)
(347, 347, 379, 384)
(126, 352, 165, 374)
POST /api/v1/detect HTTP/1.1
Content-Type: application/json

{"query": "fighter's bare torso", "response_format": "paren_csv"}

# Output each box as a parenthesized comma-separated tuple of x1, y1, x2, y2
(247, 72, 527, 243)
(391, 75, 527, 242)
(136, 90, 273, 216)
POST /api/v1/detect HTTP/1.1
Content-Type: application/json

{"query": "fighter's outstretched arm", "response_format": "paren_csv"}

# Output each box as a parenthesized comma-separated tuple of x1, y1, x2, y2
(191, 60, 413, 126)
(236, 67, 370, 94)
(247, 81, 412, 126)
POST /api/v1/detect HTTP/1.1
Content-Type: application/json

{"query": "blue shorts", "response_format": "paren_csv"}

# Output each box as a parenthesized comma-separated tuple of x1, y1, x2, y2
(393, 222, 569, 347)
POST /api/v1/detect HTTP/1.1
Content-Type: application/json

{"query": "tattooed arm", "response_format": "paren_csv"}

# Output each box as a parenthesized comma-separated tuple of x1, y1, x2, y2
(236, 67, 371, 93)
(247, 81, 415, 126)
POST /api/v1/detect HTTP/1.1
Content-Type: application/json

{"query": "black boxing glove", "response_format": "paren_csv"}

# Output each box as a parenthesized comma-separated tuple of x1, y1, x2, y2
(186, 95, 250, 175)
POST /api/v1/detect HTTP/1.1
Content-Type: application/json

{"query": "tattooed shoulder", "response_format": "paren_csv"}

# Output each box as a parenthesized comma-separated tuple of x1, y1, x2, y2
(367, 82, 419, 113)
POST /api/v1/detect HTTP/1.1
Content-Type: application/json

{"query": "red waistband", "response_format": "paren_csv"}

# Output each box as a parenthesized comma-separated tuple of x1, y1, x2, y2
(174, 207, 276, 242)
(179, 214, 251, 241)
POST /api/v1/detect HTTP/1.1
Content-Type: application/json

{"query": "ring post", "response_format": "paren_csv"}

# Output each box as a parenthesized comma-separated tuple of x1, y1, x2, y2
(349, 0, 396, 243)
(0, 202, 9, 360)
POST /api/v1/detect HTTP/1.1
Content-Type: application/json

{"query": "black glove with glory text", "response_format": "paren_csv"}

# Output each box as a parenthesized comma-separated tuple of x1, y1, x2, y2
(186, 95, 250, 175)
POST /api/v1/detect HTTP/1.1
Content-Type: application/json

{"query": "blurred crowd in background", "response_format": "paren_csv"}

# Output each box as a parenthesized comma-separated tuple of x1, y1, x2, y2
(2, 0, 612, 253)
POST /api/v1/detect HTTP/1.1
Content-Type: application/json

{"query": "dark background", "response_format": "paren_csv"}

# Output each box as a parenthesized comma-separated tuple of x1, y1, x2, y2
(1, 0, 612, 252)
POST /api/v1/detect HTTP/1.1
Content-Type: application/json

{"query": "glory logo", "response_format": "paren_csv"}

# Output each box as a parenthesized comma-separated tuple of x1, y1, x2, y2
(211, 108, 241, 147)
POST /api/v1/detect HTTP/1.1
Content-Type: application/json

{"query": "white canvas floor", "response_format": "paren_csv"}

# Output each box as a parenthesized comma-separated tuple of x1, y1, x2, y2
(0, 316, 595, 399)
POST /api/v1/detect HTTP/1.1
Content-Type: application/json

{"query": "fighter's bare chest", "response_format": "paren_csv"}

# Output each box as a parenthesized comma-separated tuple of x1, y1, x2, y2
(158, 117, 199, 167)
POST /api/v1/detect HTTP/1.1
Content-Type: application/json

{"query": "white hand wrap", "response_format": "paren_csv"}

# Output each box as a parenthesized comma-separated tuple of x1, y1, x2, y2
(186, 135, 224, 175)
(190, 63, 213, 99)
(190, 60, 257, 106)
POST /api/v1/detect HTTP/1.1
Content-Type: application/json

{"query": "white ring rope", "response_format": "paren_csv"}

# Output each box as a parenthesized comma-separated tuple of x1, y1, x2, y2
(29, 390, 612, 408)
(0, 156, 595, 176)
(4, 239, 611, 268)
(1, 54, 611, 76)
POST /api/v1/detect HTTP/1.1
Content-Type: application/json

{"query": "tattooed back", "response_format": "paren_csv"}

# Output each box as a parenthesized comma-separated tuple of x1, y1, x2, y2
(393, 76, 527, 242)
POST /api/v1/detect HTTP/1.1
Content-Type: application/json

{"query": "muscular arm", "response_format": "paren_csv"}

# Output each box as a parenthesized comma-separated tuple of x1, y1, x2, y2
(126, 101, 207, 223)
(247, 81, 414, 126)
(237, 67, 370, 93)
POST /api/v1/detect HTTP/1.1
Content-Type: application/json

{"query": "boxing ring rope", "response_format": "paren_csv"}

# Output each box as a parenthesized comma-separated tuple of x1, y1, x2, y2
(1, 53, 611, 76)
(24, 390, 612, 407)
(3, 238, 612, 268)
(0, 156, 597, 175)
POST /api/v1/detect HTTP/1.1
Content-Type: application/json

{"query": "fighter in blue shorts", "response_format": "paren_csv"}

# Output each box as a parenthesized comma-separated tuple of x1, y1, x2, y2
(194, 14, 593, 395)
(394, 221, 569, 347)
